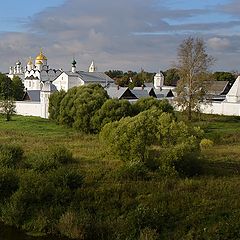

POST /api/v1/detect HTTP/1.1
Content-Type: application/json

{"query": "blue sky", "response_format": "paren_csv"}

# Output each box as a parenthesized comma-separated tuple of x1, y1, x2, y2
(0, 1, 65, 32)
(0, 0, 240, 72)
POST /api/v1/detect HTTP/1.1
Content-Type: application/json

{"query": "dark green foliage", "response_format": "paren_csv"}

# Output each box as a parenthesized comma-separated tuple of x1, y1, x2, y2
(0, 73, 13, 100)
(0, 168, 19, 200)
(0, 73, 24, 101)
(163, 68, 180, 86)
(48, 89, 66, 122)
(0, 144, 84, 234)
(12, 76, 24, 101)
(133, 97, 174, 115)
(0, 144, 23, 168)
(57, 84, 109, 133)
(91, 98, 134, 132)
(105, 70, 124, 79)
(212, 71, 236, 84)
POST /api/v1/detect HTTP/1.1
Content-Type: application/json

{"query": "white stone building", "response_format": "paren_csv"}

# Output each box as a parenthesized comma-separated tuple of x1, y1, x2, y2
(52, 60, 114, 92)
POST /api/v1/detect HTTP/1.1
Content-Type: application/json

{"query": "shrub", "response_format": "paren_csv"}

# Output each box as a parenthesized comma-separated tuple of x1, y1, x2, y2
(158, 139, 203, 177)
(100, 109, 159, 162)
(133, 97, 174, 115)
(0, 168, 19, 200)
(24, 152, 60, 172)
(115, 161, 148, 180)
(48, 146, 74, 165)
(0, 144, 24, 168)
(200, 138, 214, 149)
(50, 167, 84, 190)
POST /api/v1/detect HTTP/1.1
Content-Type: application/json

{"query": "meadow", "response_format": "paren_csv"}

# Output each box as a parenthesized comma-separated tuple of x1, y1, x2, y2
(1, 114, 240, 239)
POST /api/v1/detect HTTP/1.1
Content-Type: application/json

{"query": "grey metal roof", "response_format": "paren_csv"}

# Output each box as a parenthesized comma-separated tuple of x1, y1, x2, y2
(106, 87, 129, 99)
(64, 71, 80, 77)
(207, 81, 230, 95)
(63, 71, 114, 86)
(154, 89, 174, 98)
(23, 90, 40, 102)
(131, 89, 152, 99)
(78, 72, 114, 83)
(133, 87, 154, 94)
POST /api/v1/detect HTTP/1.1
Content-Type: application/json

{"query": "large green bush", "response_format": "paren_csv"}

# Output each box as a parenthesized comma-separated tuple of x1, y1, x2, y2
(100, 110, 203, 177)
(58, 84, 109, 133)
(100, 109, 159, 162)
(91, 98, 134, 132)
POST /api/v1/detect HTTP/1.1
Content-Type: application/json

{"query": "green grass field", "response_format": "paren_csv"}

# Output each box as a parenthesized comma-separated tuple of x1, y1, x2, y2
(1, 114, 240, 239)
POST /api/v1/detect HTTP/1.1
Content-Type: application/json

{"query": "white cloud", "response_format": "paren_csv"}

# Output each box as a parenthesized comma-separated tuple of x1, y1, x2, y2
(207, 37, 231, 50)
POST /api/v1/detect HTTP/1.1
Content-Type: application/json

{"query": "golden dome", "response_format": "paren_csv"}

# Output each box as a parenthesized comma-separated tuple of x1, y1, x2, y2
(36, 60, 43, 65)
(36, 49, 47, 61)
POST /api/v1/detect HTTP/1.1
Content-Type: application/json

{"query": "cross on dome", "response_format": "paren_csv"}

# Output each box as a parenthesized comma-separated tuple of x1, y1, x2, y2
(36, 48, 47, 61)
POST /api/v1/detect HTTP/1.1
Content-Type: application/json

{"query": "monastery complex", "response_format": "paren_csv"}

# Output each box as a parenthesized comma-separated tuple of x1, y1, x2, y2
(5, 50, 240, 118)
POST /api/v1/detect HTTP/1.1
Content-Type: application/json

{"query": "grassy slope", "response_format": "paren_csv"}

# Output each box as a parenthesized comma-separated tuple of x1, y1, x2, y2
(1, 115, 240, 239)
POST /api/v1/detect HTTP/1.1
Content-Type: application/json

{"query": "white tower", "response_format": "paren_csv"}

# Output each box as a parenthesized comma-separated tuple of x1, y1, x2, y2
(72, 59, 77, 73)
(40, 81, 57, 118)
(88, 60, 96, 72)
(9, 66, 13, 75)
(27, 58, 34, 71)
(154, 71, 164, 89)
(16, 60, 22, 74)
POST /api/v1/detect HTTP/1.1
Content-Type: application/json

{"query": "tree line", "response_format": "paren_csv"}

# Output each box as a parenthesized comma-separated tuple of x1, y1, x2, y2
(105, 68, 237, 88)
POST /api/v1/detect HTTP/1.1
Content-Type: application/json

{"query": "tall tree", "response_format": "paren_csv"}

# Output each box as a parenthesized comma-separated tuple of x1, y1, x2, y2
(176, 37, 214, 120)
(12, 76, 24, 100)
(0, 73, 13, 100)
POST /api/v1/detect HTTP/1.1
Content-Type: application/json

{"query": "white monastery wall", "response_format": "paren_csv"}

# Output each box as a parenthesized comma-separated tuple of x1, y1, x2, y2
(15, 102, 41, 117)
(200, 101, 240, 116)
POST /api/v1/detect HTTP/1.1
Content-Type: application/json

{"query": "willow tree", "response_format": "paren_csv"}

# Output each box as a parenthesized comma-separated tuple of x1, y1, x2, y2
(176, 37, 214, 120)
